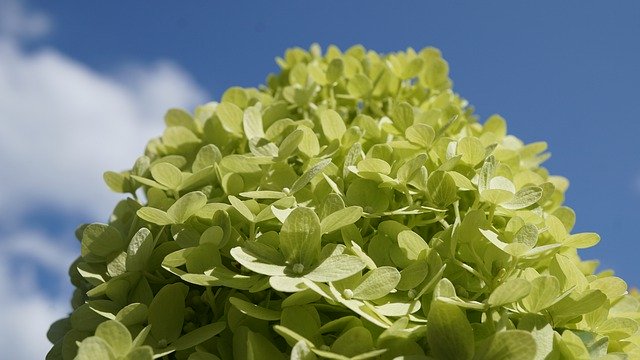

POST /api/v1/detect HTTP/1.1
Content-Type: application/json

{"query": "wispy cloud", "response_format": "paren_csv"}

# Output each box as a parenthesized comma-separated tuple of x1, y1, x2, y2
(0, 0, 51, 40)
(0, 1, 207, 358)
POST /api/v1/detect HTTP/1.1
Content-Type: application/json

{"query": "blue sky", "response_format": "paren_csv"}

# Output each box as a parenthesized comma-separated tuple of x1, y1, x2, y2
(1, 0, 639, 358)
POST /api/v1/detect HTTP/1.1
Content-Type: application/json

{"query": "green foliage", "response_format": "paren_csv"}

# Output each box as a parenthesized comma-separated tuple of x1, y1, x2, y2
(49, 44, 640, 360)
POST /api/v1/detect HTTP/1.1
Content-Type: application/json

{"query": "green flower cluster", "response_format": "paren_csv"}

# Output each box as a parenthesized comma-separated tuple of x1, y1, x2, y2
(48, 44, 640, 360)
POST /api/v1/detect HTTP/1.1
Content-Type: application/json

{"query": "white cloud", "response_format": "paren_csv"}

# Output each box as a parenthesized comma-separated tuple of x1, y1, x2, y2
(0, 231, 76, 359)
(0, 1, 208, 358)
(0, 0, 51, 39)
(0, 28, 207, 223)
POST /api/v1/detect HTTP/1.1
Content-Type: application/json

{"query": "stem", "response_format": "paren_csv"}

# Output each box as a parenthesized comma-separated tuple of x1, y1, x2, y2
(249, 222, 256, 241)
(488, 204, 496, 224)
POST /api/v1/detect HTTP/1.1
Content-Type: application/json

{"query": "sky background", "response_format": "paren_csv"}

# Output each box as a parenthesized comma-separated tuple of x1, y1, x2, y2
(1, 0, 639, 358)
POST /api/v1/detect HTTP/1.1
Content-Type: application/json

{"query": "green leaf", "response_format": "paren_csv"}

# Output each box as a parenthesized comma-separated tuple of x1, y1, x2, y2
(230, 246, 287, 276)
(320, 109, 347, 143)
(304, 255, 366, 282)
(115, 303, 148, 326)
(297, 126, 320, 158)
(171, 322, 226, 351)
(216, 102, 244, 135)
(456, 137, 485, 165)
(522, 276, 562, 313)
(392, 102, 414, 132)
(228, 195, 256, 222)
(564, 232, 600, 249)
(501, 186, 543, 209)
(103, 171, 130, 193)
(136, 207, 174, 225)
(347, 74, 372, 98)
(390, 230, 429, 268)
(281, 305, 321, 346)
(167, 191, 208, 223)
(426, 300, 474, 360)
(280, 207, 322, 267)
(290, 158, 331, 195)
(229, 297, 281, 321)
(278, 129, 304, 160)
(357, 158, 391, 175)
(513, 223, 538, 248)
(427, 171, 458, 207)
(76, 337, 115, 360)
(488, 279, 531, 307)
(246, 329, 286, 360)
(405, 124, 435, 148)
(331, 327, 374, 357)
(478, 330, 536, 360)
(95, 320, 132, 357)
(126, 228, 155, 272)
(326, 58, 344, 83)
(320, 206, 363, 234)
(148, 283, 188, 345)
(151, 162, 183, 190)
(291, 340, 317, 360)
(123, 346, 153, 360)
(243, 105, 265, 139)
(351, 267, 401, 300)
(82, 223, 125, 259)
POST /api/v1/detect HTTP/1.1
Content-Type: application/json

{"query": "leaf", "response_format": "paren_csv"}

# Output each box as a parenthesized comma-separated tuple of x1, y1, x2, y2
(304, 255, 366, 282)
(291, 340, 317, 360)
(75, 337, 115, 360)
(167, 191, 208, 223)
(331, 327, 374, 357)
(246, 330, 286, 360)
(326, 58, 344, 83)
(478, 156, 496, 193)
(151, 162, 183, 190)
(357, 158, 391, 175)
(81, 223, 125, 260)
(229, 297, 281, 321)
(478, 330, 536, 360)
(136, 207, 174, 225)
(564, 232, 600, 249)
(456, 137, 485, 165)
(123, 346, 153, 360)
(216, 102, 244, 135)
(347, 74, 372, 98)
(426, 300, 474, 360)
(290, 158, 332, 195)
(501, 186, 543, 209)
(320, 109, 347, 143)
(243, 105, 265, 139)
(392, 102, 414, 132)
(191, 144, 222, 169)
(320, 206, 363, 234)
(281, 305, 321, 345)
(521, 276, 561, 313)
(115, 303, 148, 326)
(171, 322, 226, 351)
(513, 223, 538, 248)
(148, 283, 188, 345)
(351, 267, 401, 300)
(228, 195, 256, 222)
(95, 320, 132, 357)
(405, 124, 435, 148)
(103, 171, 130, 193)
(278, 129, 304, 160)
(427, 171, 458, 207)
(230, 247, 287, 276)
(298, 126, 320, 158)
(488, 279, 531, 307)
(126, 228, 155, 272)
(280, 207, 322, 267)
